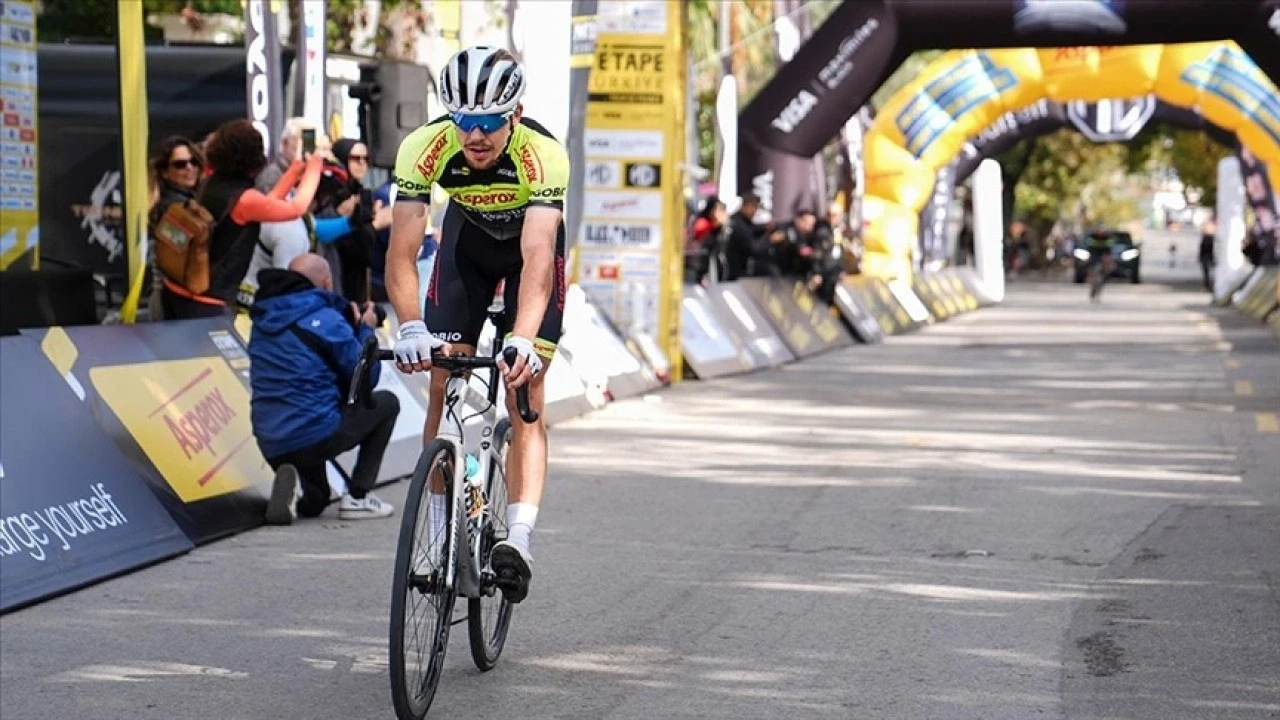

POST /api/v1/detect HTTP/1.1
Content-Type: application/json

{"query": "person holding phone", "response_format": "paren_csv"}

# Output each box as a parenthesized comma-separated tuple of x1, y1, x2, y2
(162, 118, 326, 319)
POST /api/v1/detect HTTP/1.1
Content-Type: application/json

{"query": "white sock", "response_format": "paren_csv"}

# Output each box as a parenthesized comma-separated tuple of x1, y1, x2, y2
(506, 502, 539, 552)
(428, 493, 448, 560)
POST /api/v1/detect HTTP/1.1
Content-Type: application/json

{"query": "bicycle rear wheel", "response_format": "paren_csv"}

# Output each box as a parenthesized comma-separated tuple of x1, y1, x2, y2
(468, 418, 515, 670)
(390, 439, 458, 720)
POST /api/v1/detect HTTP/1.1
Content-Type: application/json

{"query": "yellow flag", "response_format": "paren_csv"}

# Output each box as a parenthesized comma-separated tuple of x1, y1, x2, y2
(117, 2, 150, 323)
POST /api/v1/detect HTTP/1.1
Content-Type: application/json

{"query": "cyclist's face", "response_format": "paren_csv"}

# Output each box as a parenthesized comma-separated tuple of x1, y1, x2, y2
(455, 106, 522, 170)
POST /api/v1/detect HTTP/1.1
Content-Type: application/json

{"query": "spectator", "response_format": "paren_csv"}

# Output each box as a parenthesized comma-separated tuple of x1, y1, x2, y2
(255, 117, 307, 193)
(319, 138, 391, 301)
(722, 194, 766, 281)
(147, 136, 205, 320)
(1199, 215, 1217, 291)
(160, 118, 324, 319)
(250, 252, 399, 524)
(686, 195, 729, 284)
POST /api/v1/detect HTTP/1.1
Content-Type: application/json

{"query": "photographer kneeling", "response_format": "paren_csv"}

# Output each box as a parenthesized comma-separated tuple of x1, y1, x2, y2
(249, 253, 400, 525)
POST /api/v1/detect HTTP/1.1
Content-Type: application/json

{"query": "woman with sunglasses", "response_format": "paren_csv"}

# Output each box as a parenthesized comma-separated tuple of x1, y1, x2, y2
(147, 136, 206, 320)
(385, 46, 572, 604)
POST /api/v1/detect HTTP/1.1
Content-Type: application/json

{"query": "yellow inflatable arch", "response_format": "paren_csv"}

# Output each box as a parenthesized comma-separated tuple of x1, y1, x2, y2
(860, 42, 1280, 280)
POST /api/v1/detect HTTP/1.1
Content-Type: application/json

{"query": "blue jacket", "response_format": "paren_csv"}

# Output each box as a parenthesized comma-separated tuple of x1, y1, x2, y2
(247, 269, 381, 458)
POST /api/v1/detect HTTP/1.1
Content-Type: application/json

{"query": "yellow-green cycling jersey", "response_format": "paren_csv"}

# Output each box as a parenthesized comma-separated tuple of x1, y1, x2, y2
(393, 115, 569, 240)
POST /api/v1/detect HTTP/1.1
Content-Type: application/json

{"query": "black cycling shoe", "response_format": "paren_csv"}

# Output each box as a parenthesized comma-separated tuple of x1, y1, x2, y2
(490, 541, 532, 603)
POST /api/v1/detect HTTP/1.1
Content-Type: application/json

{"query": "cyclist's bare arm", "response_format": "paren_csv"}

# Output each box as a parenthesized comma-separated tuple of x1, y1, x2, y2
(387, 199, 428, 326)
(512, 205, 561, 345)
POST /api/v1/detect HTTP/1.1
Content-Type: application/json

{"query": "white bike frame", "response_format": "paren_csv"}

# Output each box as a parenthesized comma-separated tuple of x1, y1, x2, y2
(436, 366, 509, 599)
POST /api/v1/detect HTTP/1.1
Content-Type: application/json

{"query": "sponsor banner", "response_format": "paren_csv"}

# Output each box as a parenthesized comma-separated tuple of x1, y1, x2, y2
(580, 222, 661, 250)
(0, 0, 37, 269)
(910, 272, 947, 320)
(583, 128, 665, 159)
(243, 0, 286, 158)
(297, 0, 326, 130)
(21, 320, 271, 545)
(680, 284, 753, 379)
(735, 277, 849, 358)
(705, 282, 795, 367)
(582, 190, 663, 220)
(0, 336, 193, 613)
(580, 9, 686, 375)
(1237, 147, 1280, 265)
(831, 283, 886, 344)
(843, 275, 926, 335)
(595, 1, 668, 35)
(737, 0, 898, 158)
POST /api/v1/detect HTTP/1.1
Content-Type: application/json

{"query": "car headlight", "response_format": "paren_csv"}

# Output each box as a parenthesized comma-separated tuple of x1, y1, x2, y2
(1120, 248, 1139, 261)
(1073, 248, 1091, 260)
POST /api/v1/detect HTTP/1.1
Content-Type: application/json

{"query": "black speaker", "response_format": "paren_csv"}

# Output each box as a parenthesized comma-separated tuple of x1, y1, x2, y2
(0, 268, 99, 336)
(359, 60, 436, 169)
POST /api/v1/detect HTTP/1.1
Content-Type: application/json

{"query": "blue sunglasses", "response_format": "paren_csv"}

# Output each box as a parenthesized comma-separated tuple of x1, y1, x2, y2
(451, 112, 512, 134)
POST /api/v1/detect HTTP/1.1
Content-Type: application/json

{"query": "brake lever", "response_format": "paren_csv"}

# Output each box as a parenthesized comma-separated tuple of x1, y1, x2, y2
(500, 347, 540, 424)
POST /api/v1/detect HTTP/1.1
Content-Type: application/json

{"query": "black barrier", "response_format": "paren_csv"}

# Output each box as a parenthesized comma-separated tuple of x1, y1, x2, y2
(1236, 268, 1279, 320)
(844, 276, 929, 335)
(21, 320, 273, 546)
(939, 269, 981, 313)
(681, 286, 756, 379)
(912, 274, 952, 321)
(0, 336, 194, 613)
(704, 283, 796, 367)
(831, 282, 886, 344)
(736, 277, 852, 358)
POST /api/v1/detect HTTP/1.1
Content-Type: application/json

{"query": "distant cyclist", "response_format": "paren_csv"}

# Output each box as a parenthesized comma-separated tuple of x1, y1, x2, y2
(385, 46, 569, 601)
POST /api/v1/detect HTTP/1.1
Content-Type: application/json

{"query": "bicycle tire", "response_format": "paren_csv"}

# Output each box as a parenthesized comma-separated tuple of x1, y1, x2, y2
(390, 439, 458, 720)
(468, 418, 515, 670)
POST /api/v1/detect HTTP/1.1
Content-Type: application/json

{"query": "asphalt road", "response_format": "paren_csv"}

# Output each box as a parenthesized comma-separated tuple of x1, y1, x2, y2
(2, 268, 1277, 720)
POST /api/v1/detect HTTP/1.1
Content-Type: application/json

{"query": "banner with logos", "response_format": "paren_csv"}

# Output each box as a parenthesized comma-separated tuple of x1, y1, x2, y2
(703, 282, 795, 367)
(579, 0, 686, 378)
(735, 0, 897, 224)
(734, 277, 851, 358)
(0, 0, 38, 270)
(1237, 146, 1280, 265)
(296, 0, 326, 131)
(680, 284, 754, 379)
(0, 336, 194, 613)
(244, 0, 286, 157)
(22, 320, 273, 545)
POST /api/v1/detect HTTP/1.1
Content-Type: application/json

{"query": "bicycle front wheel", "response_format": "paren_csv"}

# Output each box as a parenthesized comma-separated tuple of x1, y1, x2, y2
(468, 418, 515, 670)
(390, 439, 458, 720)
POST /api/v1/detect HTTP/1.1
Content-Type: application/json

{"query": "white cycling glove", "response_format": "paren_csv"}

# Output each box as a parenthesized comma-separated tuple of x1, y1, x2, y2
(393, 320, 444, 367)
(502, 336, 544, 377)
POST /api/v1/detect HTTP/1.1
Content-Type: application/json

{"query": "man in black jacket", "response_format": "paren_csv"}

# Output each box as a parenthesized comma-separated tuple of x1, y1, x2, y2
(724, 193, 766, 281)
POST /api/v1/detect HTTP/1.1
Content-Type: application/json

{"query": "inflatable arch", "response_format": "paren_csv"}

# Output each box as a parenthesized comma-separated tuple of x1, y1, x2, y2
(916, 98, 1247, 264)
(858, 42, 1280, 279)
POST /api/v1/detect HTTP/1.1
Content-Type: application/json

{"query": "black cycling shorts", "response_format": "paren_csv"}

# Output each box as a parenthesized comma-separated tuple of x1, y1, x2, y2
(424, 201, 566, 356)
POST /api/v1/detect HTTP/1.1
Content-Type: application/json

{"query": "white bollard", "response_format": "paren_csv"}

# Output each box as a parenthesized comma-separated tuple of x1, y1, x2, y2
(1214, 156, 1248, 300)
(972, 159, 1005, 303)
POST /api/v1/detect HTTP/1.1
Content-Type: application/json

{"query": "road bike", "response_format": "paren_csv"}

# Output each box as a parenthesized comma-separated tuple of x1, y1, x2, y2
(347, 308, 539, 719)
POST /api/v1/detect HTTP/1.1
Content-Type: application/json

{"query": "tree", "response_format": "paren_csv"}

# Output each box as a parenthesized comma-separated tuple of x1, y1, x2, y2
(1125, 125, 1232, 203)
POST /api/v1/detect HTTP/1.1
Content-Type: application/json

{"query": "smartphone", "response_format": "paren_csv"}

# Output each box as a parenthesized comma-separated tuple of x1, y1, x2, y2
(301, 128, 316, 155)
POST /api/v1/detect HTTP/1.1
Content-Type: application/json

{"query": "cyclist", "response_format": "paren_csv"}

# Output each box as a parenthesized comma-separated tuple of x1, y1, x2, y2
(385, 46, 568, 602)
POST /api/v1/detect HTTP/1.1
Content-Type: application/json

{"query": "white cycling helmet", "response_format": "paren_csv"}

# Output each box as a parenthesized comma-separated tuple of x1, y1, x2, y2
(439, 46, 526, 116)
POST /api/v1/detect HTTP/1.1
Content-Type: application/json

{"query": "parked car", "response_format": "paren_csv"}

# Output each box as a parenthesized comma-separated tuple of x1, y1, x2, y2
(1073, 230, 1141, 284)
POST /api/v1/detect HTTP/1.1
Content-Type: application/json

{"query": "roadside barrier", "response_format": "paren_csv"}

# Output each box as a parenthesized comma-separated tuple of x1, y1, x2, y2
(1, 269, 993, 612)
